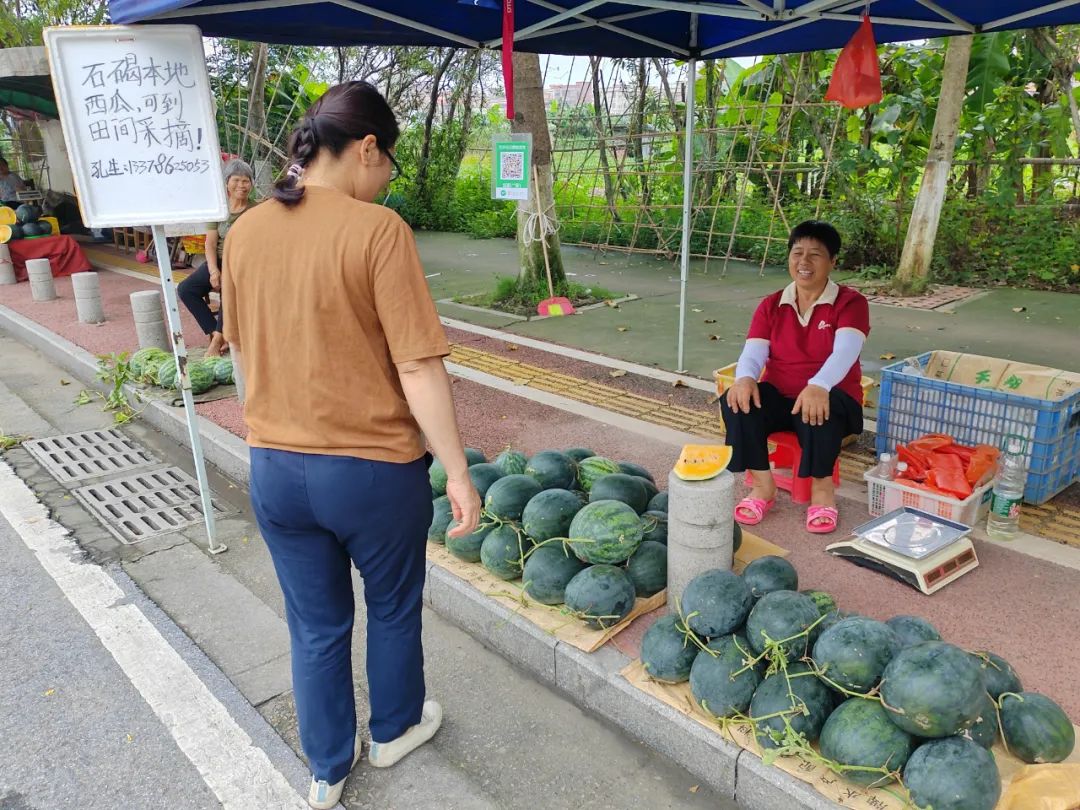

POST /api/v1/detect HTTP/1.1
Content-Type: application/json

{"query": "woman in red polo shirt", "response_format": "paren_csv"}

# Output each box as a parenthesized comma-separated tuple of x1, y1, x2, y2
(721, 220, 869, 534)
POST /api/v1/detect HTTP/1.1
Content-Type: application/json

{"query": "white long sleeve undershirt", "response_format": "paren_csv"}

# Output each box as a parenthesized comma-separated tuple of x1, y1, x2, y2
(732, 329, 865, 391)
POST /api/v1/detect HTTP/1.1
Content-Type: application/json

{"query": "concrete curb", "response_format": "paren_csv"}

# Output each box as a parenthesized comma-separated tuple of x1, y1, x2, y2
(0, 301, 839, 809)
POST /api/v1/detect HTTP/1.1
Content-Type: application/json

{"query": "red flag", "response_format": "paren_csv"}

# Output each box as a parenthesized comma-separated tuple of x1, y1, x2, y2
(502, 0, 515, 120)
(825, 15, 882, 109)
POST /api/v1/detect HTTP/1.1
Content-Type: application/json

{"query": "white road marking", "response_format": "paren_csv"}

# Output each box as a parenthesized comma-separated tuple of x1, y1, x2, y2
(0, 460, 307, 810)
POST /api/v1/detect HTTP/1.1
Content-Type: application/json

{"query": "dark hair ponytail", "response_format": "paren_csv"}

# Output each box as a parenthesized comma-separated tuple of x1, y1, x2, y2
(272, 81, 400, 207)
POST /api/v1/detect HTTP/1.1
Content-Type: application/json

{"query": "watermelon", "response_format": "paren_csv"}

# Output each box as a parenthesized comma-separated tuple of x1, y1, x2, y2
(494, 448, 528, 476)
(567, 500, 644, 564)
(689, 634, 762, 718)
(212, 358, 234, 385)
(742, 555, 798, 598)
(819, 698, 914, 787)
(480, 523, 529, 580)
(484, 474, 543, 522)
(811, 616, 902, 694)
(188, 362, 217, 395)
(818, 609, 853, 635)
(879, 642, 986, 738)
(750, 663, 833, 749)
(648, 492, 668, 513)
(563, 564, 637, 629)
(886, 615, 942, 648)
(429, 459, 448, 496)
(577, 456, 621, 491)
(589, 473, 649, 514)
(14, 203, 39, 224)
(130, 347, 168, 378)
(745, 590, 821, 659)
(903, 737, 1001, 810)
(962, 691, 1000, 750)
(625, 540, 667, 597)
(521, 489, 582, 542)
(465, 448, 487, 466)
(522, 544, 586, 605)
(467, 463, 505, 500)
(634, 476, 660, 503)
(155, 357, 179, 389)
(428, 496, 453, 544)
(445, 520, 493, 563)
(732, 521, 742, 553)
(525, 450, 577, 490)
(969, 650, 1022, 700)
(800, 590, 837, 617)
(999, 692, 1075, 764)
(641, 615, 700, 683)
(641, 510, 667, 545)
(563, 447, 596, 463)
(618, 461, 655, 483)
(680, 569, 754, 638)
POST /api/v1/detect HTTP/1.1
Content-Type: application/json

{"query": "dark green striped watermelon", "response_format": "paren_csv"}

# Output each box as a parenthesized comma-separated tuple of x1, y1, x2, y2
(484, 474, 543, 522)
(750, 663, 833, 749)
(634, 476, 660, 503)
(648, 492, 668, 513)
(468, 463, 505, 500)
(521, 489, 582, 543)
(689, 634, 761, 718)
(480, 523, 529, 580)
(641, 615, 700, 683)
(812, 616, 901, 695)
(1000, 692, 1075, 764)
(429, 459, 448, 496)
(567, 500, 644, 564)
(886, 615, 942, 648)
(625, 540, 667, 597)
(732, 521, 742, 553)
(563, 564, 636, 629)
(589, 473, 649, 514)
(800, 590, 837, 617)
(618, 461, 655, 483)
(962, 691, 1000, 750)
(525, 450, 577, 490)
(903, 737, 1001, 810)
(641, 510, 667, 544)
(819, 698, 914, 786)
(879, 642, 985, 738)
(522, 543, 586, 605)
(742, 555, 798, 598)
(494, 448, 528, 476)
(428, 496, 453, 544)
(445, 521, 493, 563)
(680, 569, 754, 638)
(465, 448, 487, 466)
(577, 456, 621, 491)
(819, 609, 854, 635)
(745, 590, 820, 659)
(969, 650, 1022, 700)
(564, 447, 596, 464)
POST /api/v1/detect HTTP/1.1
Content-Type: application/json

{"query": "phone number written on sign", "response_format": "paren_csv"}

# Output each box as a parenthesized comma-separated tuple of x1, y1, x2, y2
(91, 155, 211, 179)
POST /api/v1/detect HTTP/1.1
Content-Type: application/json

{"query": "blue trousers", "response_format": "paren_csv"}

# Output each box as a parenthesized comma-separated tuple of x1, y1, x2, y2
(250, 448, 432, 784)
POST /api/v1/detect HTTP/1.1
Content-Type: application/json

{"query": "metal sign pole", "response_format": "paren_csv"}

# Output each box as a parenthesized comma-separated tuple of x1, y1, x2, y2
(151, 225, 226, 555)
(676, 56, 697, 374)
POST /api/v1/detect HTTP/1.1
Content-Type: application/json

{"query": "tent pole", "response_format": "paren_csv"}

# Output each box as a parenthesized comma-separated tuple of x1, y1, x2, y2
(676, 56, 696, 373)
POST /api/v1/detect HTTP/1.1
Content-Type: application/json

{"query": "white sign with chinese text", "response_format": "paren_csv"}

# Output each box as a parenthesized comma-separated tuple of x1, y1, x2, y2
(43, 26, 227, 228)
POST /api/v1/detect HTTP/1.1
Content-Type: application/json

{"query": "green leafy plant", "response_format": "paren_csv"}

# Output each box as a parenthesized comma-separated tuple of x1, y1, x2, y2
(0, 431, 26, 451)
(456, 275, 619, 316)
(94, 352, 142, 425)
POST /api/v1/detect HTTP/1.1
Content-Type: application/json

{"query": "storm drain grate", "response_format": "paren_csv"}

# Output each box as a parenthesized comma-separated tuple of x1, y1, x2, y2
(73, 466, 231, 544)
(23, 429, 158, 484)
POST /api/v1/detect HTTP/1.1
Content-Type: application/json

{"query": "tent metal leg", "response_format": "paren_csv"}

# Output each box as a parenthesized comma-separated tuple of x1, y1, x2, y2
(676, 56, 696, 373)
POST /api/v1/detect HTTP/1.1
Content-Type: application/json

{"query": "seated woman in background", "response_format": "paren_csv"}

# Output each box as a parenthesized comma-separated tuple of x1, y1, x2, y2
(178, 158, 254, 357)
(720, 220, 869, 534)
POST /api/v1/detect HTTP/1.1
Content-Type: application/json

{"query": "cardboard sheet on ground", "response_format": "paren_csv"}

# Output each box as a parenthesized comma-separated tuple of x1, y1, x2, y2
(621, 660, 1080, 810)
(427, 531, 787, 653)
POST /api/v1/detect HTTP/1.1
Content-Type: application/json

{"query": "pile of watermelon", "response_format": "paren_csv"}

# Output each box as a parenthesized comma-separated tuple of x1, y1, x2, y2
(428, 447, 700, 630)
(0, 203, 52, 242)
(642, 558, 1075, 809)
(129, 347, 234, 396)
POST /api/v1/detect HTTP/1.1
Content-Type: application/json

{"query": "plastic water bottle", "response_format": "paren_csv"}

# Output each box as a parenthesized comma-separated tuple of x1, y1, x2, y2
(872, 453, 896, 481)
(987, 435, 1027, 541)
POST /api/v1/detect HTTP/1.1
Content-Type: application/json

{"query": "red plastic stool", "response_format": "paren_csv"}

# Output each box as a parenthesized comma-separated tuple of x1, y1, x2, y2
(744, 431, 841, 504)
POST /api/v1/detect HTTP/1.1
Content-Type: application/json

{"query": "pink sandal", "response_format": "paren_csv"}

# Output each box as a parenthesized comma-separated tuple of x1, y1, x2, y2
(735, 497, 776, 526)
(806, 505, 838, 534)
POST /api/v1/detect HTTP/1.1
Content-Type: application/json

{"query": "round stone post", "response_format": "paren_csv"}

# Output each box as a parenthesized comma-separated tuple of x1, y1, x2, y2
(129, 289, 170, 350)
(27, 258, 56, 301)
(0, 244, 15, 285)
(666, 469, 736, 613)
(72, 271, 106, 324)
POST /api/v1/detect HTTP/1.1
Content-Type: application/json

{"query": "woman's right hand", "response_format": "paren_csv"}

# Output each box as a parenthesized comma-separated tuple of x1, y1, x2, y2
(209, 268, 221, 291)
(445, 474, 481, 538)
(726, 377, 762, 414)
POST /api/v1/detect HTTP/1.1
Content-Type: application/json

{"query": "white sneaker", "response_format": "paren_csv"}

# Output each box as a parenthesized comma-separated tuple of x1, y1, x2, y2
(367, 700, 443, 769)
(307, 736, 363, 810)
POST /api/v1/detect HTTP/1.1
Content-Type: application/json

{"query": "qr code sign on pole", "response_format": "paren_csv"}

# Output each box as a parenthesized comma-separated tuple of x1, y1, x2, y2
(500, 150, 524, 181)
(492, 135, 531, 201)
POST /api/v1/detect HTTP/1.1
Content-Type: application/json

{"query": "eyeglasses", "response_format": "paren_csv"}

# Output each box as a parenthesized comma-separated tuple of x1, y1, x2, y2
(384, 149, 404, 183)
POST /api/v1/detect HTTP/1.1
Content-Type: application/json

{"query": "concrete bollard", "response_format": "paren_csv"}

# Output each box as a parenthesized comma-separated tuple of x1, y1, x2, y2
(666, 469, 736, 613)
(0, 244, 15, 285)
(129, 289, 170, 350)
(71, 271, 105, 324)
(27, 258, 57, 301)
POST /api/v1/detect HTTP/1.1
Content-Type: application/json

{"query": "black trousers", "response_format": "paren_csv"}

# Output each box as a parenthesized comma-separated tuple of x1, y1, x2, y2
(721, 381, 863, 479)
(177, 261, 222, 336)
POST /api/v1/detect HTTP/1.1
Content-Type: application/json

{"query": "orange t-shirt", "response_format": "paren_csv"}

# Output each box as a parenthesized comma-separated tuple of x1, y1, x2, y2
(221, 185, 449, 463)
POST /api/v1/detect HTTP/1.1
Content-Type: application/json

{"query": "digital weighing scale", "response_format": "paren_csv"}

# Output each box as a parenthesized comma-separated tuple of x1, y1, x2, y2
(826, 507, 979, 595)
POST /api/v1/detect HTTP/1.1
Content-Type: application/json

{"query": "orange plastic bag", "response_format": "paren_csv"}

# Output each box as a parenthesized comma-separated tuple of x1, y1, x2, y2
(825, 15, 883, 109)
(999, 763, 1080, 810)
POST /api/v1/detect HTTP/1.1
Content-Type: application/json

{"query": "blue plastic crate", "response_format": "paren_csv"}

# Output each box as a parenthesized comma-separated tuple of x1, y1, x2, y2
(875, 352, 1080, 505)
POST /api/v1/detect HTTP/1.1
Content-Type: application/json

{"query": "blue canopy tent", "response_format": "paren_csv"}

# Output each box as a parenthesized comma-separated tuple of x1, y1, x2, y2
(110, 0, 1080, 370)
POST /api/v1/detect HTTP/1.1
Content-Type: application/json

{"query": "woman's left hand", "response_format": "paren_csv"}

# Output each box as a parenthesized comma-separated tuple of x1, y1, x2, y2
(792, 384, 830, 426)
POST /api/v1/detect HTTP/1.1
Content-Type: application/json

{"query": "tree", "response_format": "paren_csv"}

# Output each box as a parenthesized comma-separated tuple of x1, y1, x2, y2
(243, 43, 270, 191)
(895, 35, 973, 295)
(512, 51, 566, 289)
